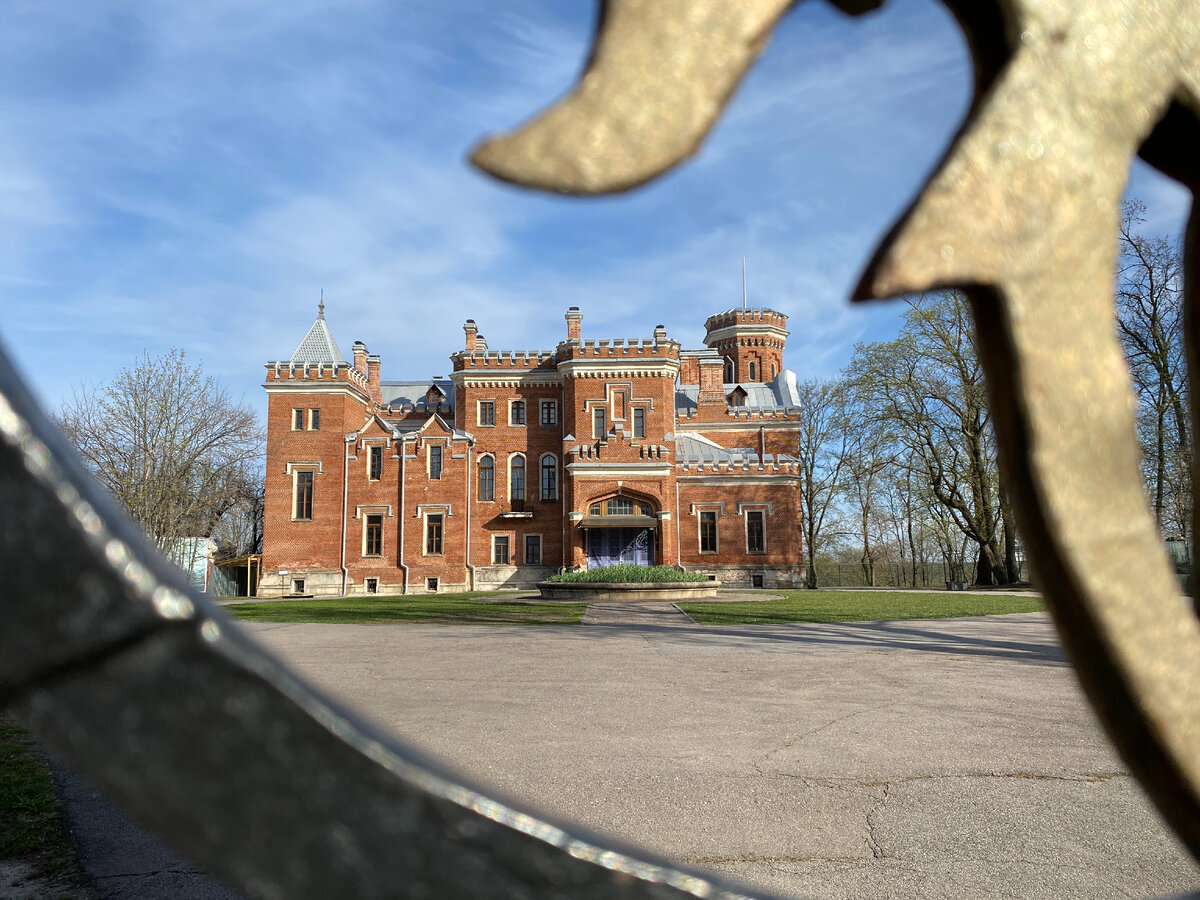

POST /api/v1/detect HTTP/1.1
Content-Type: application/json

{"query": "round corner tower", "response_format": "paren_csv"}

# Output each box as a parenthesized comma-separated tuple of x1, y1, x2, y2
(702, 308, 789, 384)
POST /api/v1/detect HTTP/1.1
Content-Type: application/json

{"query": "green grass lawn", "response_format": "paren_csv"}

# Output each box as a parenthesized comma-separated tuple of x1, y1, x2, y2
(0, 719, 77, 884)
(679, 590, 1044, 625)
(225, 593, 586, 625)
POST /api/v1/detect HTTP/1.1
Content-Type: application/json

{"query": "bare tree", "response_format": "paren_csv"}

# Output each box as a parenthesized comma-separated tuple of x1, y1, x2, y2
(794, 378, 848, 588)
(57, 349, 264, 557)
(837, 395, 896, 587)
(1116, 199, 1190, 537)
(211, 470, 265, 560)
(847, 292, 1013, 585)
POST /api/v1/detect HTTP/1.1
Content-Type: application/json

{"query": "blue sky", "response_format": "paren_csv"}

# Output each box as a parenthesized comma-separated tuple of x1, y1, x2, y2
(2, 0, 1191, 418)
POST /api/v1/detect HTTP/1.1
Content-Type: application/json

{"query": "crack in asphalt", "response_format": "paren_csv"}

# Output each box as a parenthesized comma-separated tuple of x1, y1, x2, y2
(865, 782, 891, 859)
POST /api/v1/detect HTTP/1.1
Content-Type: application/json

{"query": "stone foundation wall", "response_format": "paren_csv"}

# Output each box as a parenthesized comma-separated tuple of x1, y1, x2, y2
(682, 565, 804, 590)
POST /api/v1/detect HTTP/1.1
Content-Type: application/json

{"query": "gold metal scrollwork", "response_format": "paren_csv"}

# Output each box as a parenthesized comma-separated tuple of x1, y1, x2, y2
(471, 0, 1200, 858)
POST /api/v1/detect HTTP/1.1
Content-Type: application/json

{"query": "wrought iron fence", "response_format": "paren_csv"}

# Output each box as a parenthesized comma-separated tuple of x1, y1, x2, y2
(4, 2, 1200, 898)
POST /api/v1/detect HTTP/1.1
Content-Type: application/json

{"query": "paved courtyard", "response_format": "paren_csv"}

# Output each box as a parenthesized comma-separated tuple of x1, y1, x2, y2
(243, 613, 1200, 899)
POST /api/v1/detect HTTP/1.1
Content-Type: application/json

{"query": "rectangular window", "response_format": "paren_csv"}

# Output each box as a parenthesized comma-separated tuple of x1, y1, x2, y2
(308, 408, 320, 430)
(426, 577, 439, 592)
(294, 471, 314, 520)
(633, 408, 646, 438)
(365, 578, 378, 594)
(478, 401, 495, 426)
(365, 514, 383, 556)
(746, 510, 765, 553)
(425, 514, 443, 555)
(593, 407, 606, 439)
(510, 400, 526, 426)
(525, 535, 541, 566)
(429, 445, 443, 479)
(292, 578, 305, 595)
(292, 408, 304, 430)
(540, 400, 557, 426)
(699, 510, 718, 553)
(368, 445, 383, 481)
(493, 535, 510, 564)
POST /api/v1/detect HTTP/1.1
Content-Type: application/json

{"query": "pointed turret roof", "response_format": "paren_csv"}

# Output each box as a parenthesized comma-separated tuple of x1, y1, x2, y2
(288, 299, 348, 365)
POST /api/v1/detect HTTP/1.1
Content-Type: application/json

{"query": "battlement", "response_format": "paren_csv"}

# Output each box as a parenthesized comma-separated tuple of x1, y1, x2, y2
(678, 405, 803, 420)
(557, 338, 680, 361)
(451, 349, 558, 371)
(676, 455, 800, 475)
(265, 361, 369, 390)
(704, 308, 788, 332)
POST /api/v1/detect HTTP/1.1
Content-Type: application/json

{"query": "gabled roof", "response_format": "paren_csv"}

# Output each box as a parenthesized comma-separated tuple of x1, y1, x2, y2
(287, 303, 348, 365)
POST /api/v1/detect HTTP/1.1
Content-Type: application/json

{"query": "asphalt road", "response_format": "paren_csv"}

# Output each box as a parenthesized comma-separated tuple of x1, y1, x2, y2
(240, 612, 1200, 899)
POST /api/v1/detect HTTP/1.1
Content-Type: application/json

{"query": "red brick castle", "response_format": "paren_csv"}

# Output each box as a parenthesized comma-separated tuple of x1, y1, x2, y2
(260, 303, 804, 596)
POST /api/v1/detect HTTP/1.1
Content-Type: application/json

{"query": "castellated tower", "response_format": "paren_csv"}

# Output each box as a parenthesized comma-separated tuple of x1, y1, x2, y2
(702, 308, 789, 384)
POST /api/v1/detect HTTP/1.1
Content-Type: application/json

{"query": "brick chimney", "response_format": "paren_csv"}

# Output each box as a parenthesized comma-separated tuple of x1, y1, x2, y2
(366, 354, 381, 404)
(565, 307, 582, 342)
(464, 319, 478, 351)
(352, 341, 368, 376)
(698, 356, 726, 407)
(653, 324, 667, 345)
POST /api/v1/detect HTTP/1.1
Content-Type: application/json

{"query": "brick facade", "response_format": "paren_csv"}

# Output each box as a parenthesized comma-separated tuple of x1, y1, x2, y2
(260, 305, 804, 596)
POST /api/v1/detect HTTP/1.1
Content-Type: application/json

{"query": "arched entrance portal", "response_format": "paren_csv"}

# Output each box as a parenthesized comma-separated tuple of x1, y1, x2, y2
(582, 496, 658, 569)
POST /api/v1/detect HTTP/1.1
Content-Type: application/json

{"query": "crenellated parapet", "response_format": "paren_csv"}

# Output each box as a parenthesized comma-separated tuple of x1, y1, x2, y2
(676, 455, 800, 475)
(703, 307, 788, 333)
(450, 349, 559, 371)
(264, 360, 370, 393)
(557, 337, 680, 360)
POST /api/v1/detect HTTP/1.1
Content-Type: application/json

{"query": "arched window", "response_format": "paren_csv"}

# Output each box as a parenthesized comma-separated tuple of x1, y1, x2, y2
(510, 455, 525, 501)
(749, 361, 757, 381)
(540, 455, 557, 501)
(724, 358, 735, 383)
(771, 362, 778, 378)
(478, 455, 494, 501)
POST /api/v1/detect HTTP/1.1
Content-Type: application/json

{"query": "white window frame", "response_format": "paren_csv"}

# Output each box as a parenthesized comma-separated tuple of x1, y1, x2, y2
(539, 454, 558, 501)
(292, 408, 304, 430)
(477, 453, 496, 502)
(292, 468, 316, 521)
(428, 443, 444, 479)
(308, 407, 321, 430)
(477, 399, 496, 427)
(367, 444, 383, 481)
(492, 534, 511, 565)
(423, 511, 445, 557)
(540, 398, 558, 427)
(524, 533, 542, 566)
(363, 513, 384, 557)
(744, 508, 767, 554)
(509, 399, 526, 426)
(509, 453, 526, 501)
(698, 508, 719, 554)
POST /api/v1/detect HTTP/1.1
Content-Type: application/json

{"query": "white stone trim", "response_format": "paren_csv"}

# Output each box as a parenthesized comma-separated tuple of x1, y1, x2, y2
(414, 503, 453, 517)
(285, 461, 323, 475)
(680, 475, 800, 486)
(567, 462, 673, 478)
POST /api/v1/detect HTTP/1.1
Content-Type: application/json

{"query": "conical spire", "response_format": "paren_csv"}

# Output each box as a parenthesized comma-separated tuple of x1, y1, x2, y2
(287, 296, 347, 364)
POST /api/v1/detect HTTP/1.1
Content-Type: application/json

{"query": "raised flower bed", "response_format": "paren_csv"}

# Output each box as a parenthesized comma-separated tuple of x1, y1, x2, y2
(537, 564, 719, 601)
